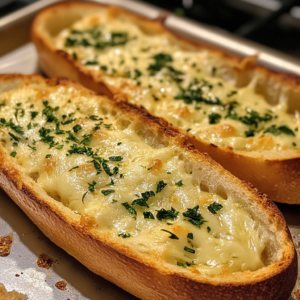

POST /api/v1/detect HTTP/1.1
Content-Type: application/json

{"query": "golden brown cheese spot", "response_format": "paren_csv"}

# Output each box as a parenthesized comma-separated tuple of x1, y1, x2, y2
(188, 267, 200, 274)
(55, 281, 67, 291)
(168, 224, 189, 237)
(43, 156, 57, 174)
(77, 118, 88, 126)
(174, 107, 192, 118)
(89, 16, 100, 26)
(252, 135, 276, 150)
(169, 195, 179, 204)
(92, 130, 109, 140)
(148, 159, 163, 172)
(220, 265, 231, 275)
(78, 163, 94, 173)
(36, 89, 50, 99)
(200, 194, 214, 205)
(211, 124, 237, 138)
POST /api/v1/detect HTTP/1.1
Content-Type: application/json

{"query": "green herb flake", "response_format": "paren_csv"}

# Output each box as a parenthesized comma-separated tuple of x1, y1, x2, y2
(184, 246, 195, 254)
(10, 151, 17, 157)
(245, 129, 255, 137)
(118, 233, 131, 238)
(82, 191, 88, 203)
(227, 91, 237, 97)
(73, 124, 82, 133)
(69, 166, 79, 171)
(9, 132, 20, 142)
(177, 262, 190, 268)
(109, 156, 123, 161)
(104, 124, 112, 129)
(143, 211, 155, 219)
(207, 226, 211, 233)
(187, 233, 193, 239)
(101, 189, 115, 196)
(175, 180, 183, 186)
(161, 229, 179, 240)
(156, 207, 179, 221)
(208, 202, 223, 214)
(156, 180, 167, 193)
(208, 113, 221, 124)
(183, 205, 206, 227)
(121, 202, 137, 215)
(88, 181, 97, 192)
(132, 191, 155, 208)
(46, 154, 51, 158)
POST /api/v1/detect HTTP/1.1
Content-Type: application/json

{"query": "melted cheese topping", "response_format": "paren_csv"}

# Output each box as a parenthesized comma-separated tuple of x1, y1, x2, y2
(0, 82, 266, 276)
(55, 14, 300, 152)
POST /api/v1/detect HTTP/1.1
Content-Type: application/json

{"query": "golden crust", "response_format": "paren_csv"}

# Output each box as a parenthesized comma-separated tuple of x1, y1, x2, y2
(0, 74, 297, 300)
(31, 1, 300, 204)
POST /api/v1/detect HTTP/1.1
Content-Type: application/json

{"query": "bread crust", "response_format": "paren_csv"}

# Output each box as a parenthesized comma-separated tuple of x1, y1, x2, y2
(31, 1, 300, 204)
(0, 74, 297, 300)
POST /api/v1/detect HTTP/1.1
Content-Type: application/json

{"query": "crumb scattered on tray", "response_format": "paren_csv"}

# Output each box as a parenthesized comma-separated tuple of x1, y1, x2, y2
(0, 235, 13, 257)
(294, 289, 300, 300)
(55, 281, 67, 291)
(37, 253, 53, 269)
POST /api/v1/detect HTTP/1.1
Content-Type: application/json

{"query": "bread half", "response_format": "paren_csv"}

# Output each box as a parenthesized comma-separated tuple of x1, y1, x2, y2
(31, 1, 300, 204)
(0, 74, 297, 299)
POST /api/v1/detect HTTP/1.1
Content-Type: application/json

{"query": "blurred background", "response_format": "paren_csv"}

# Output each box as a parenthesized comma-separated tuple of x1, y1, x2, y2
(1, 0, 300, 58)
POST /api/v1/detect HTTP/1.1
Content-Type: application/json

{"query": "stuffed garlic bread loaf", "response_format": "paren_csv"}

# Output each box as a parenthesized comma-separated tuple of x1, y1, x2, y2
(32, 1, 300, 204)
(0, 74, 297, 299)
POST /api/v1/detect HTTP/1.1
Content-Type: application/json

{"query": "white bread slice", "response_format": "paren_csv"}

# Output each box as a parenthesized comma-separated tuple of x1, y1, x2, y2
(31, 1, 300, 204)
(0, 74, 297, 300)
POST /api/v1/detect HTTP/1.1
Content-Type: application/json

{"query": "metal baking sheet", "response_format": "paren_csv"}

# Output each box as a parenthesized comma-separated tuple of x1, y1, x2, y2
(0, 0, 299, 299)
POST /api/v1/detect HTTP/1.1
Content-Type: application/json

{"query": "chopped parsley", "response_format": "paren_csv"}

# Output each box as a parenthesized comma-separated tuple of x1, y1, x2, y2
(208, 202, 223, 214)
(148, 53, 173, 74)
(69, 166, 79, 171)
(88, 181, 97, 192)
(42, 101, 58, 123)
(183, 205, 206, 227)
(177, 262, 191, 268)
(118, 233, 131, 238)
(101, 189, 115, 196)
(10, 151, 17, 157)
(156, 180, 167, 193)
(156, 207, 179, 221)
(175, 180, 183, 186)
(122, 202, 137, 215)
(187, 233, 193, 239)
(245, 129, 255, 137)
(132, 191, 155, 208)
(207, 226, 211, 233)
(184, 246, 195, 254)
(264, 125, 295, 136)
(9, 132, 20, 142)
(73, 124, 82, 133)
(45, 154, 51, 158)
(82, 191, 88, 203)
(161, 229, 179, 240)
(143, 211, 155, 219)
(208, 113, 221, 124)
(109, 156, 123, 161)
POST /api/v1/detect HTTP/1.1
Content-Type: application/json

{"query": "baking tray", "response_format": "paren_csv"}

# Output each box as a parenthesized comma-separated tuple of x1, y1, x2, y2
(0, 0, 299, 299)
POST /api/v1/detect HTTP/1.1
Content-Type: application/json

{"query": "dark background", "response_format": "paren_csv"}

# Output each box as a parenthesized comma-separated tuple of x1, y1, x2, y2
(1, 0, 300, 58)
